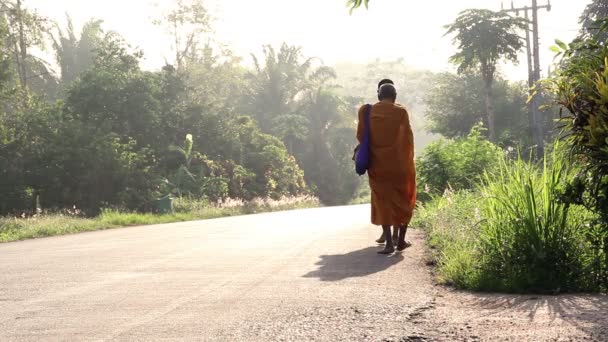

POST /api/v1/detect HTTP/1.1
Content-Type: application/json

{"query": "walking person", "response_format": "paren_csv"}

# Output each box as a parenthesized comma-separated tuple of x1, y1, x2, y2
(356, 82, 416, 254)
(372, 79, 399, 246)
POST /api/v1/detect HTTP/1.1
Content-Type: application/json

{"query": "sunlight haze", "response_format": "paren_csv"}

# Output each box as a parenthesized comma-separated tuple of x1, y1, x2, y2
(28, 0, 587, 80)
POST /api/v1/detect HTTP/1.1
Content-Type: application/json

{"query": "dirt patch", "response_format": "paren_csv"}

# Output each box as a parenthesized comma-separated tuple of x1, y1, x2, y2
(418, 284, 608, 341)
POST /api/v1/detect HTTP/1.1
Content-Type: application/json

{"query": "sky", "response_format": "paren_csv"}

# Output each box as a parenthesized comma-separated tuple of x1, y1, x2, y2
(27, 0, 589, 81)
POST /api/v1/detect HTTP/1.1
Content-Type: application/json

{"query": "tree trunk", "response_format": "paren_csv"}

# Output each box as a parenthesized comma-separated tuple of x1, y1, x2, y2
(484, 79, 496, 142)
(286, 136, 294, 156)
(16, 0, 27, 91)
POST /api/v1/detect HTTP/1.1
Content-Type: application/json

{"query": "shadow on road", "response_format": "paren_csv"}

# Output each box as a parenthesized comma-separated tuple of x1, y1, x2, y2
(465, 292, 608, 338)
(302, 247, 404, 281)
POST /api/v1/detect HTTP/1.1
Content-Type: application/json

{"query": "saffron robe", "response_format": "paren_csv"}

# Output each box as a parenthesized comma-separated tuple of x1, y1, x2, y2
(357, 102, 416, 226)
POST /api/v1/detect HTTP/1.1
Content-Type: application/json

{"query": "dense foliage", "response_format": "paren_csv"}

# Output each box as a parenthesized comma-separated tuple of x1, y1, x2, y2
(546, 18, 608, 287)
(445, 9, 526, 142)
(0, 1, 362, 215)
(478, 149, 591, 292)
(579, 0, 608, 41)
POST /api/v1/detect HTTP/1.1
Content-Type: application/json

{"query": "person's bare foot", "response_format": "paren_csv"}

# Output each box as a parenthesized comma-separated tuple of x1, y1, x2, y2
(377, 246, 395, 254)
(397, 240, 412, 252)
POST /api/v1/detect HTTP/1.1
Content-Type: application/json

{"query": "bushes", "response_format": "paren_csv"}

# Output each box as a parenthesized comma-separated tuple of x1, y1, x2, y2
(0, 42, 311, 216)
(416, 124, 502, 199)
(416, 148, 603, 293)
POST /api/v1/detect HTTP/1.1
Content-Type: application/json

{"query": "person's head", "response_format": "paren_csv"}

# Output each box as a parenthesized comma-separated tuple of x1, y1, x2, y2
(377, 79, 394, 90)
(378, 83, 397, 103)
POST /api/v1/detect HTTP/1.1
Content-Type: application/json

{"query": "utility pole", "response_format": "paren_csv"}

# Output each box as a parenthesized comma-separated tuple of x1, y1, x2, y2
(501, 0, 551, 157)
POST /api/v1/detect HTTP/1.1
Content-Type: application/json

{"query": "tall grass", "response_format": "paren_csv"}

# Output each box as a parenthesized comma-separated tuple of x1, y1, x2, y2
(417, 146, 600, 293)
(478, 148, 587, 292)
(414, 190, 482, 289)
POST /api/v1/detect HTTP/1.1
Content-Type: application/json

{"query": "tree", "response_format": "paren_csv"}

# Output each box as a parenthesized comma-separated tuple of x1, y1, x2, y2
(299, 89, 359, 205)
(579, 0, 608, 41)
(243, 43, 363, 204)
(155, 0, 211, 69)
(65, 34, 165, 151)
(245, 43, 335, 134)
(0, 14, 12, 90)
(0, 2, 317, 215)
(0, 0, 51, 93)
(445, 9, 526, 142)
(52, 16, 105, 86)
(425, 72, 533, 146)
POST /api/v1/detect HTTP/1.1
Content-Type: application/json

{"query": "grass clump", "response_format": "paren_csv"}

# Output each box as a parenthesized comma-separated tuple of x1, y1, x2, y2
(477, 150, 589, 292)
(416, 147, 602, 293)
(414, 190, 482, 289)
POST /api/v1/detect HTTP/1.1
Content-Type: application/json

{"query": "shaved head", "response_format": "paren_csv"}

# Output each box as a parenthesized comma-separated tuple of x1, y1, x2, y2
(378, 83, 397, 102)
(377, 79, 394, 90)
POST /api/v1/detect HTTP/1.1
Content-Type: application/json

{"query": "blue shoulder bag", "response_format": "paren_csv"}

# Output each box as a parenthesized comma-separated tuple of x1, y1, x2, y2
(353, 104, 372, 176)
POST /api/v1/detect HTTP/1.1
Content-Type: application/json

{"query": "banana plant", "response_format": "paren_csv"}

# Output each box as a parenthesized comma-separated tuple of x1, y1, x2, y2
(164, 134, 197, 198)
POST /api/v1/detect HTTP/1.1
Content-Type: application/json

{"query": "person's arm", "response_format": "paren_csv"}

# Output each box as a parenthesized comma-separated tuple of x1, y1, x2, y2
(356, 105, 367, 143)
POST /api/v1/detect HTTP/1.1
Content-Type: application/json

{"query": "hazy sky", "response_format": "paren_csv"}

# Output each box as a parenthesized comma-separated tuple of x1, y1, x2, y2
(28, 0, 589, 81)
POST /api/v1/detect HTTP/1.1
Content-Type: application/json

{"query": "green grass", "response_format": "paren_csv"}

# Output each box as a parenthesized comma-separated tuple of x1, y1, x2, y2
(0, 196, 319, 243)
(476, 150, 587, 292)
(413, 190, 482, 289)
(415, 147, 604, 293)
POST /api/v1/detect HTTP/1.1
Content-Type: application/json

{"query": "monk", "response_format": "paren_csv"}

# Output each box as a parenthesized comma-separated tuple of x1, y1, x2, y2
(372, 79, 399, 246)
(357, 83, 416, 254)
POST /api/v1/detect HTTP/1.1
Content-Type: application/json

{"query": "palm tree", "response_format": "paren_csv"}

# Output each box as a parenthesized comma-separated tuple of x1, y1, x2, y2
(247, 44, 310, 131)
(246, 43, 336, 136)
(52, 15, 104, 85)
(445, 9, 526, 142)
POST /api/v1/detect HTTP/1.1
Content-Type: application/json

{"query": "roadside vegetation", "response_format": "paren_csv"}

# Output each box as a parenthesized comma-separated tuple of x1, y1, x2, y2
(412, 1, 608, 293)
(0, 196, 319, 243)
(2, 0, 607, 295)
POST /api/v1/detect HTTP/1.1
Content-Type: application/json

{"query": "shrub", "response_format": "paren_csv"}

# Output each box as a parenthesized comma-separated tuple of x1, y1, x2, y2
(417, 124, 502, 199)
(545, 22, 608, 287)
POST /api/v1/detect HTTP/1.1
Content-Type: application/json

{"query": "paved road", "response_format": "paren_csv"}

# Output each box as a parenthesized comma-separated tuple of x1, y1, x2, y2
(4, 206, 607, 341)
(0, 206, 435, 341)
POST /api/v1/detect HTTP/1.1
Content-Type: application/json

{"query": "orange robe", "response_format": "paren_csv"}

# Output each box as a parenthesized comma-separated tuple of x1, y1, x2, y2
(357, 102, 416, 226)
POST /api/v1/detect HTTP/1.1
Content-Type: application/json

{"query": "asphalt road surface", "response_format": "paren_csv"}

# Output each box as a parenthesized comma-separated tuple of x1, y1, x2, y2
(1, 205, 607, 341)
